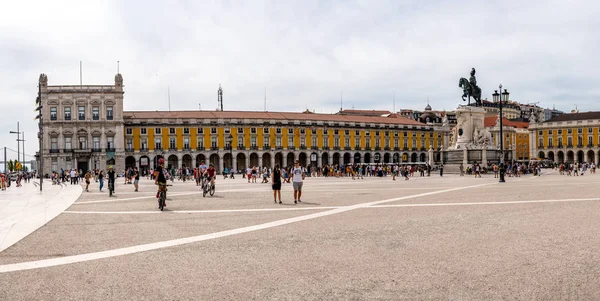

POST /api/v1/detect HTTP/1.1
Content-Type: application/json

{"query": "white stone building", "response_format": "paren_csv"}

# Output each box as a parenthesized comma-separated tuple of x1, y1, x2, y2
(38, 73, 125, 175)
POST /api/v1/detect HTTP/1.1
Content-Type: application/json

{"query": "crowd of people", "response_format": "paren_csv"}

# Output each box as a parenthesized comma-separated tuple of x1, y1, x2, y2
(0, 172, 33, 190)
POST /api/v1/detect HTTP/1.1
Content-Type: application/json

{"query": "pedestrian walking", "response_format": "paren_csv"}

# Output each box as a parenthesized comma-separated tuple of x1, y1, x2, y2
(439, 164, 444, 177)
(84, 171, 91, 192)
(272, 164, 283, 204)
(292, 160, 306, 204)
(134, 167, 140, 192)
(98, 170, 104, 191)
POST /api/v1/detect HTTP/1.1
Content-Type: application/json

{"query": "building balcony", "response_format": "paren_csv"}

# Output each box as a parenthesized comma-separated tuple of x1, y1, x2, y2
(183, 147, 191, 151)
(411, 147, 417, 151)
(106, 148, 116, 152)
(287, 146, 295, 150)
(333, 146, 340, 150)
(588, 144, 594, 148)
(197, 147, 205, 151)
(49, 149, 60, 154)
(577, 144, 583, 148)
(140, 148, 148, 152)
(211, 146, 219, 151)
(276, 146, 283, 150)
(154, 147, 163, 151)
(250, 146, 259, 150)
(403, 147, 409, 151)
(384, 147, 390, 151)
(237, 146, 245, 150)
(355, 145, 360, 149)
(168, 148, 178, 152)
(125, 148, 134, 152)
(394, 147, 400, 151)
(311, 146, 318, 150)
(263, 145, 271, 149)
(300, 145, 307, 150)
(344, 146, 351, 150)
(566, 144, 573, 148)
(322, 146, 330, 150)
(374, 147, 381, 151)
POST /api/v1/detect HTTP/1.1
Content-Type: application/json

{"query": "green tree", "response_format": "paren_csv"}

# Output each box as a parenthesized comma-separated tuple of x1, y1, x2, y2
(7, 160, 14, 172)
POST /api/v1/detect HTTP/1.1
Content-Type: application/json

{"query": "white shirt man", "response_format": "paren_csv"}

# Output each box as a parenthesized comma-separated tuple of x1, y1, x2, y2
(292, 160, 305, 204)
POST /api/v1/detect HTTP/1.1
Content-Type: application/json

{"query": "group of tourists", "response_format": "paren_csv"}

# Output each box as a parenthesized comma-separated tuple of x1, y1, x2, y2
(558, 162, 596, 176)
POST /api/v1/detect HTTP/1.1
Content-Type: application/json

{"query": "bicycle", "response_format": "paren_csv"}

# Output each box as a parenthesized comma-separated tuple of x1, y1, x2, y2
(202, 176, 215, 197)
(108, 180, 115, 197)
(157, 183, 172, 211)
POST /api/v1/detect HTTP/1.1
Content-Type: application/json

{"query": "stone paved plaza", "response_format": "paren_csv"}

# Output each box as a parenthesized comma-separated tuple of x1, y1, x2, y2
(1, 170, 600, 300)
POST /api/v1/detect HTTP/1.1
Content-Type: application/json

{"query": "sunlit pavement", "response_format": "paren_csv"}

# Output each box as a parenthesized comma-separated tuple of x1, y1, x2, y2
(2, 170, 600, 300)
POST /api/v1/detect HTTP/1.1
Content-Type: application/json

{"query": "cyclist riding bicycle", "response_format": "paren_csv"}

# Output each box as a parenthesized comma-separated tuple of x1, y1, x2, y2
(204, 163, 216, 188)
(107, 165, 116, 194)
(154, 158, 168, 206)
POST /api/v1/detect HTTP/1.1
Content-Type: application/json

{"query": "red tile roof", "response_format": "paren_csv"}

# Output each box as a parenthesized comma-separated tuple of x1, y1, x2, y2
(337, 109, 393, 116)
(484, 116, 529, 128)
(123, 110, 425, 126)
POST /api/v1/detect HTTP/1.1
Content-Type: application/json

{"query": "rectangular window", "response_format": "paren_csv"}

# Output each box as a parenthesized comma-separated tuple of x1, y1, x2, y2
(300, 137, 305, 147)
(169, 137, 176, 150)
(264, 137, 270, 146)
(288, 128, 293, 134)
(197, 128, 203, 134)
(65, 137, 72, 150)
(276, 128, 282, 134)
(50, 107, 57, 120)
(238, 137, 244, 147)
(403, 138, 408, 148)
(155, 137, 162, 150)
(107, 137, 114, 149)
(558, 129, 562, 135)
(311, 137, 317, 147)
(277, 137, 282, 147)
(155, 128, 161, 134)
(539, 138, 544, 147)
(211, 137, 217, 148)
(183, 128, 189, 134)
(92, 107, 99, 120)
(79, 137, 87, 149)
(263, 128, 269, 134)
(106, 107, 113, 120)
(64, 107, 71, 120)
(300, 128, 305, 134)
(548, 137, 553, 147)
(141, 138, 148, 150)
(568, 129, 572, 134)
(567, 136, 572, 145)
(355, 137, 360, 148)
(385, 131, 389, 136)
(334, 138, 340, 147)
(375, 131, 379, 136)
(365, 130, 369, 136)
(141, 128, 147, 135)
(355, 130, 360, 136)
(126, 139, 132, 150)
(78, 106, 85, 120)
(322, 137, 328, 147)
(324, 129, 328, 135)
(51, 159, 57, 173)
(93, 137, 100, 149)
(126, 128, 132, 135)
(251, 137, 257, 147)
(225, 137, 231, 149)
(375, 139, 380, 148)
(251, 128, 257, 134)
(196, 138, 203, 149)
(224, 128, 230, 134)
(385, 139, 390, 148)
(345, 138, 350, 147)
(588, 136, 593, 146)
(312, 129, 317, 135)
(394, 139, 399, 148)
(51, 137, 58, 150)
(170, 128, 175, 134)
(237, 128, 244, 134)
(288, 136, 294, 147)
(558, 137, 563, 146)
(211, 128, 217, 134)
(334, 129, 339, 135)
(365, 139, 371, 148)
(578, 128, 583, 134)
(345, 130, 349, 135)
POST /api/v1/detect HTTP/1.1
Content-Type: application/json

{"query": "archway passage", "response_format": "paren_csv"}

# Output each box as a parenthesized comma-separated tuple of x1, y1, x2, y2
(139, 156, 150, 175)
(236, 153, 247, 170)
(538, 151, 545, 159)
(167, 155, 179, 170)
(250, 153, 259, 167)
(286, 152, 295, 167)
(182, 154, 192, 169)
(223, 153, 233, 170)
(383, 153, 390, 164)
(298, 152, 308, 167)
(588, 150, 595, 164)
(567, 151, 574, 163)
(262, 153, 272, 168)
(310, 152, 318, 167)
(196, 154, 206, 167)
(374, 153, 381, 163)
(577, 150, 584, 163)
(274, 152, 284, 168)
(321, 152, 329, 166)
(209, 154, 220, 172)
(547, 151, 555, 162)
(125, 156, 136, 169)
(435, 152, 440, 163)
(353, 152, 361, 163)
(332, 153, 340, 166)
(393, 152, 400, 163)
(153, 155, 164, 169)
(419, 153, 426, 162)
(343, 153, 351, 164)
(557, 151, 564, 163)
(411, 153, 418, 163)
(364, 153, 372, 164)
(402, 153, 409, 163)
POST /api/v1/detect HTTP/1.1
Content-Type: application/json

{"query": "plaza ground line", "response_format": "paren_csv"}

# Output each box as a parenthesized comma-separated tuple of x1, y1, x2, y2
(0, 182, 493, 273)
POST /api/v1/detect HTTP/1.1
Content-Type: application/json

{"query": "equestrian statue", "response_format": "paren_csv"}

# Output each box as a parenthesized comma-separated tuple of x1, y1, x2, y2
(459, 68, 482, 106)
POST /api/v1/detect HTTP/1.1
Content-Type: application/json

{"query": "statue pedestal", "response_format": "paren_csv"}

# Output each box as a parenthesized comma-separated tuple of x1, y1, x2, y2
(453, 106, 486, 149)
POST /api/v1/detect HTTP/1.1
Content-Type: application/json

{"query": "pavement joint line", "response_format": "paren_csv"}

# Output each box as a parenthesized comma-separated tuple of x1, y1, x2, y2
(73, 188, 267, 205)
(0, 181, 493, 273)
(369, 197, 600, 208)
(64, 206, 342, 214)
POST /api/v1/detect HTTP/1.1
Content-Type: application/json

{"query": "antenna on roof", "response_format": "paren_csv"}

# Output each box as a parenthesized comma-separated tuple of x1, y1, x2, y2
(340, 92, 343, 112)
(198, 103, 201, 111)
(393, 94, 396, 112)
(117, 60, 120, 74)
(168, 86, 171, 112)
(218, 84, 223, 111)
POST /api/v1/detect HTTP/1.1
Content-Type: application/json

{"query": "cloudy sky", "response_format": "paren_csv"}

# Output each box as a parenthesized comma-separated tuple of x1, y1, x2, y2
(1, 0, 599, 161)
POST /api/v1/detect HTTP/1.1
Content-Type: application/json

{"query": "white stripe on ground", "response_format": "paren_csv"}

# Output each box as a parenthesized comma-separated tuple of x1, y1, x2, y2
(65, 206, 341, 214)
(0, 182, 493, 273)
(370, 197, 600, 208)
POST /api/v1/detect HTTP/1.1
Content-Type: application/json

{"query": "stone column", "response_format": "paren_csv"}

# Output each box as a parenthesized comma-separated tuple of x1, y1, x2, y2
(245, 153, 250, 169)
(360, 152, 365, 163)
(270, 155, 275, 169)
(258, 156, 263, 168)
(584, 151, 588, 163)
(232, 156, 237, 172)
(219, 154, 224, 173)
(463, 148, 468, 166)
(482, 148, 487, 165)
(328, 154, 333, 165)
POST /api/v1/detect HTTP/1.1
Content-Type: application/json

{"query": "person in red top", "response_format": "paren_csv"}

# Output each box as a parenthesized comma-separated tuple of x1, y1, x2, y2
(204, 163, 216, 187)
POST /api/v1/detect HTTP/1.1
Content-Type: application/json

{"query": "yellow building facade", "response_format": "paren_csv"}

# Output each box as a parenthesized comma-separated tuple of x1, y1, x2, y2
(123, 111, 449, 172)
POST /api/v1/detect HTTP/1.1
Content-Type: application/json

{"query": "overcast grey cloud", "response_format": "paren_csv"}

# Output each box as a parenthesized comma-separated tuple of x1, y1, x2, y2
(1, 0, 599, 161)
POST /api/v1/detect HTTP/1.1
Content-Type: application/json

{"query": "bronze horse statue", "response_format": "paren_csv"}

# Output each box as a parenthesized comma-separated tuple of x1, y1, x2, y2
(459, 77, 482, 106)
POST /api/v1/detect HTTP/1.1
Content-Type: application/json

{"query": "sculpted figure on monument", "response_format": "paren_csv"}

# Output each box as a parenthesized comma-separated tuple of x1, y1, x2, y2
(459, 68, 482, 106)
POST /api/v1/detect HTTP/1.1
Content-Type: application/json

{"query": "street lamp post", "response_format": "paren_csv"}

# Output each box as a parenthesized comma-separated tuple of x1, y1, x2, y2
(9, 122, 21, 173)
(493, 86, 510, 183)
